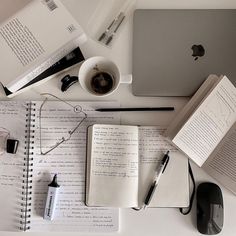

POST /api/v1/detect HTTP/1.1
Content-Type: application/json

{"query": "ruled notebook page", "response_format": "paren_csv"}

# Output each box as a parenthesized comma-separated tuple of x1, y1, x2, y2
(29, 101, 120, 232)
(0, 101, 28, 231)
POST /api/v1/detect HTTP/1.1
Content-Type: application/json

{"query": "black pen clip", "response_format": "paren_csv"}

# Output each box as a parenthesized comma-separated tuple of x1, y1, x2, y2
(162, 151, 170, 173)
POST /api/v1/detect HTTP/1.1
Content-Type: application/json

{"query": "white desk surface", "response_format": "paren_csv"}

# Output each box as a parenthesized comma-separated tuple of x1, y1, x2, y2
(1, 0, 236, 235)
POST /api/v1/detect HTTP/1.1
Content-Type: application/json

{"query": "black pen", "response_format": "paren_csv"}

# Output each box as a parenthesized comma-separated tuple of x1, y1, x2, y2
(95, 107, 174, 112)
(143, 151, 170, 208)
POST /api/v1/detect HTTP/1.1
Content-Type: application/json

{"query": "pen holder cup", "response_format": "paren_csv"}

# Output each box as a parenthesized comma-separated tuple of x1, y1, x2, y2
(79, 56, 132, 97)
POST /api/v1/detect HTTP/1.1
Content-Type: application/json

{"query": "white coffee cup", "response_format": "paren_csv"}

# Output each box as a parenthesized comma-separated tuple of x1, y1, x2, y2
(78, 56, 132, 96)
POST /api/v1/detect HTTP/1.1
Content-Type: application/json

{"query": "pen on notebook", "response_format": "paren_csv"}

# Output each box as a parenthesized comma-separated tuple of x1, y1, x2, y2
(95, 107, 174, 112)
(143, 151, 170, 208)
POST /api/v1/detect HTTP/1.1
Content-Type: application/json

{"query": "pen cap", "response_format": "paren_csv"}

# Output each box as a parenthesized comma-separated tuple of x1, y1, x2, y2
(85, 0, 136, 48)
(6, 139, 19, 154)
(48, 174, 60, 188)
(161, 151, 170, 173)
(162, 151, 169, 163)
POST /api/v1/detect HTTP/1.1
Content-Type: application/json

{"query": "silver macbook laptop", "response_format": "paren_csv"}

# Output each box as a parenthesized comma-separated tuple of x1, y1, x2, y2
(132, 9, 236, 96)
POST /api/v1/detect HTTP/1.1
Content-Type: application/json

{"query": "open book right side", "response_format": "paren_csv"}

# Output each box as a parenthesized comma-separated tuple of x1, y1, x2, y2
(165, 75, 236, 194)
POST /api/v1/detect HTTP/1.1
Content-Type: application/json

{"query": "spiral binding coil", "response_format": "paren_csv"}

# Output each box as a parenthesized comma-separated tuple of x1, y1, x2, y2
(19, 102, 36, 231)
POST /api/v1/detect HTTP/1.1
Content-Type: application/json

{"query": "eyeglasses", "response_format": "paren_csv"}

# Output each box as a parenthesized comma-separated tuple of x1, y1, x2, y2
(39, 93, 87, 155)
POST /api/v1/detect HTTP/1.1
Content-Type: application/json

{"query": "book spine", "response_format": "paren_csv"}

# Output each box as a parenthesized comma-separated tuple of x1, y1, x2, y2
(5, 46, 85, 98)
(19, 102, 36, 231)
(6, 35, 86, 93)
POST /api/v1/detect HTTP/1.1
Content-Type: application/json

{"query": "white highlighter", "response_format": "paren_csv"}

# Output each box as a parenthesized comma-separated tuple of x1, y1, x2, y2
(44, 174, 60, 220)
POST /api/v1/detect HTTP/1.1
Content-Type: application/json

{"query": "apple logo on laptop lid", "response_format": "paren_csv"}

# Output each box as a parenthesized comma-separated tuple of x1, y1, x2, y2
(191, 44, 205, 60)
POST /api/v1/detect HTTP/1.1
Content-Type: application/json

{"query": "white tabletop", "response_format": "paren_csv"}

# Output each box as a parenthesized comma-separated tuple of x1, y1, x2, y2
(1, 0, 236, 235)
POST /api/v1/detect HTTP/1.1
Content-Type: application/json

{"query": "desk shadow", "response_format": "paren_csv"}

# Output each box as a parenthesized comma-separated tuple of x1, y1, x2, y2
(189, 181, 198, 230)
(32, 171, 51, 217)
(0, 0, 31, 24)
(178, 181, 198, 232)
(190, 190, 197, 229)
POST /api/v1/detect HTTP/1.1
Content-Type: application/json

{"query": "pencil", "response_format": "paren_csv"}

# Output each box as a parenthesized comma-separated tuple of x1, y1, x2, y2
(95, 107, 174, 112)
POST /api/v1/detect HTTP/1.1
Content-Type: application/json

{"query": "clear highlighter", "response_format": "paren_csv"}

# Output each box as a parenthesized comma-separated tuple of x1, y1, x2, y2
(44, 174, 60, 220)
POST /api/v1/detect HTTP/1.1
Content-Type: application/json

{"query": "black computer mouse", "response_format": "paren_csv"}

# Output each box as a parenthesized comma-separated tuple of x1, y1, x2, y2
(197, 182, 224, 235)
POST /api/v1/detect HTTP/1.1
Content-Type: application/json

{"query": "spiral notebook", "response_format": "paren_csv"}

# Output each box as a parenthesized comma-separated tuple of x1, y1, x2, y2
(0, 100, 119, 232)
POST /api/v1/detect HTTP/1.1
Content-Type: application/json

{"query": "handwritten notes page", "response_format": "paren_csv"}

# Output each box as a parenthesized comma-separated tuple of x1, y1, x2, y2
(87, 125, 139, 207)
(0, 101, 28, 231)
(86, 125, 189, 208)
(30, 101, 120, 232)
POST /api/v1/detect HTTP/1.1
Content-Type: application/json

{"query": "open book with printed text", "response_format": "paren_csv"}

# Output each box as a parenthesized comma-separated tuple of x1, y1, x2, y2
(166, 75, 236, 194)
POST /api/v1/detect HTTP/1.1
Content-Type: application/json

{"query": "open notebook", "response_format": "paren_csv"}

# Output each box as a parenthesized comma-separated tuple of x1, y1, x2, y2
(0, 100, 119, 232)
(86, 124, 189, 208)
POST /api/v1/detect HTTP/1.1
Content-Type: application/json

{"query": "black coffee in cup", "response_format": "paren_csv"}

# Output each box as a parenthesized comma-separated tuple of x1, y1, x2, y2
(90, 72, 114, 94)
